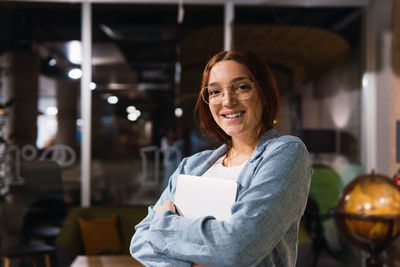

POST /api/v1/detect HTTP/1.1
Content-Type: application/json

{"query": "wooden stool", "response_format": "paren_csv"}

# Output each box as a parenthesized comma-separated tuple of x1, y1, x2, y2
(0, 243, 54, 267)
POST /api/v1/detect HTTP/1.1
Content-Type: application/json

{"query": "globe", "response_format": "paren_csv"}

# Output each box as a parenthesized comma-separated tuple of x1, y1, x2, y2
(333, 171, 400, 267)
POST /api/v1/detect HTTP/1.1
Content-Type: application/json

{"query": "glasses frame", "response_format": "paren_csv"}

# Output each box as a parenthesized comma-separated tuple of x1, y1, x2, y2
(200, 79, 255, 105)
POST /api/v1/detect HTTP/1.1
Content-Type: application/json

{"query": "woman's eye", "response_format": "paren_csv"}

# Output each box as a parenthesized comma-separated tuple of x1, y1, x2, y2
(208, 88, 221, 96)
(234, 83, 252, 91)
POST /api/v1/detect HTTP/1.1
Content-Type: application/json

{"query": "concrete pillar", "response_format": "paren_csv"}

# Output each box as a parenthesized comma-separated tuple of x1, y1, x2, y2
(2, 49, 39, 146)
(391, 0, 400, 176)
(55, 78, 79, 151)
(387, 1, 400, 266)
(362, 0, 393, 175)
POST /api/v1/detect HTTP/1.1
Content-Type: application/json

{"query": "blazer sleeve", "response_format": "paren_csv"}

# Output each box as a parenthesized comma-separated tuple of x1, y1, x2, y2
(146, 140, 312, 266)
(130, 163, 192, 267)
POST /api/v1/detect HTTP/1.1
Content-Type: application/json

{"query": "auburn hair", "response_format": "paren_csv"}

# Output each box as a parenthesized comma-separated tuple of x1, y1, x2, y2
(194, 48, 280, 146)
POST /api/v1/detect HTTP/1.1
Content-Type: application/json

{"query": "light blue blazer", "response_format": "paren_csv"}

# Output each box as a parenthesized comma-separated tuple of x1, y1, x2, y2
(130, 129, 312, 267)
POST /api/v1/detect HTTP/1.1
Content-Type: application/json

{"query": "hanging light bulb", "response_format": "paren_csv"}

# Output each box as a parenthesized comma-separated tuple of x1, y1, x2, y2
(177, 0, 184, 24)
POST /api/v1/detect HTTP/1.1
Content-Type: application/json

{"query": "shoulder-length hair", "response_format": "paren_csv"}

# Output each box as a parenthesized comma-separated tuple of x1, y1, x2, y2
(194, 48, 280, 146)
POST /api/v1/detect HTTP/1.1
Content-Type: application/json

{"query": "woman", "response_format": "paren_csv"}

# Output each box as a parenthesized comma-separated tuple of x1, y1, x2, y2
(130, 48, 312, 266)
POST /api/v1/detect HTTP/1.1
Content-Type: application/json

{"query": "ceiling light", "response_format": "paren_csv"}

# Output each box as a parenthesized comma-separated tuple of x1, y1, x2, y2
(89, 82, 97, 90)
(175, 107, 183, 118)
(107, 96, 118, 104)
(127, 113, 138, 121)
(67, 40, 81, 65)
(68, 68, 82, 79)
(126, 105, 141, 118)
(133, 110, 141, 117)
(46, 107, 58, 116)
(48, 58, 57, 66)
(126, 106, 136, 113)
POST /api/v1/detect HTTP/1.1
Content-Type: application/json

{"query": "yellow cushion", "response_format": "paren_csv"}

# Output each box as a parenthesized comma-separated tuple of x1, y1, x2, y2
(77, 213, 123, 255)
(298, 221, 311, 244)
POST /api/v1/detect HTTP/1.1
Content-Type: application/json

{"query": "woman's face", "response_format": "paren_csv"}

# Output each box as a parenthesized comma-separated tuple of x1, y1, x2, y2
(207, 60, 263, 142)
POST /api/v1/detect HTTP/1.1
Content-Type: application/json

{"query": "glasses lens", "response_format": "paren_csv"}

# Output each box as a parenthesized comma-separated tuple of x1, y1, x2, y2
(231, 79, 253, 96)
(201, 79, 253, 104)
(202, 85, 221, 104)
(231, 79, 253, 100)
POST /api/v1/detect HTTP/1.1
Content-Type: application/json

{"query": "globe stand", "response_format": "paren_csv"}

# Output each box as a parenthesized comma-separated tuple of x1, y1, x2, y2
(332, 171, 400, 267)
(333, 210, 400, 267)
(366, 255, 382, 267)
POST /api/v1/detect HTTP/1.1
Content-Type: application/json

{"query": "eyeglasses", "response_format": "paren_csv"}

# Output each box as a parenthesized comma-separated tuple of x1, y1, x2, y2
(200, 78, 255, 105)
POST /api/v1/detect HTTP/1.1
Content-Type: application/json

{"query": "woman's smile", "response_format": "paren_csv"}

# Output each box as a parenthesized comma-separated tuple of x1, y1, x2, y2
(220, 111, 245, 119)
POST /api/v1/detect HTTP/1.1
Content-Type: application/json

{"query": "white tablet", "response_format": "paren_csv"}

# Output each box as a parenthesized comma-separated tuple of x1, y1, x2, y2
(174, 174, 238, 221)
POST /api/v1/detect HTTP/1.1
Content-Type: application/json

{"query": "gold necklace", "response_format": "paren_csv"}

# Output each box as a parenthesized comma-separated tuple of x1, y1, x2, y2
(223, 149, 242, 167)
(224, 142, 257, 167)
(222, 148, 233, 167)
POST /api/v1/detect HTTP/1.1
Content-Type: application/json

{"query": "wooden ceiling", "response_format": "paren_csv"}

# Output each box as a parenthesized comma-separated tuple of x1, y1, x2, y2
(179, 25, 350, 104)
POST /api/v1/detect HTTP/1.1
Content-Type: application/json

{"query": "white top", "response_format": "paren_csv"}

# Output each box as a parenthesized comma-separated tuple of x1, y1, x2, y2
(202, 155, 247, 181)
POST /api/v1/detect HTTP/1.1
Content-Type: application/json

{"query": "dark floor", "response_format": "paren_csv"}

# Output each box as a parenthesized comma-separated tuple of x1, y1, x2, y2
(296, 243, 362, 267)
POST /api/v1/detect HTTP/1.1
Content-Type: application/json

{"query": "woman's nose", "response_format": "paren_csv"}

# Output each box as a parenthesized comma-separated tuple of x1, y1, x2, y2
(221, 87, 236, 106)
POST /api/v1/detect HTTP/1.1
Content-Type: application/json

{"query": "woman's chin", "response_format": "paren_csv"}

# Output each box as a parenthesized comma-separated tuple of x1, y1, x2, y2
(222, 128, 247, 139)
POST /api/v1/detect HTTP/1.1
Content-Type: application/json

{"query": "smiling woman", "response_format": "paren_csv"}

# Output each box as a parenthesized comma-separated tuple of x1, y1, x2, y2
(130, 48, 312, 267)
(196, 49, 280, 156)
(204, 60, 263, 166)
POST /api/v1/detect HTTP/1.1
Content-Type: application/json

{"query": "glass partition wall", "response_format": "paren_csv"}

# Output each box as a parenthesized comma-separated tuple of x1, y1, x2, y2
(90, 4, 224, 205)
(0, 2, 363, 208)
(0, 3, 81, 194)
(0, 2, 82, 248)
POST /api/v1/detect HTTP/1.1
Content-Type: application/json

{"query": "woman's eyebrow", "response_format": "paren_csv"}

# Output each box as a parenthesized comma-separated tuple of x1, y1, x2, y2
(231, 76, 249, 83)
(208, 76, 249, 86)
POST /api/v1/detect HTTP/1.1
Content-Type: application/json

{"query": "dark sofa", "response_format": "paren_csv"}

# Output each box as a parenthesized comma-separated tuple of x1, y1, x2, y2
(55, 205, 148, 267)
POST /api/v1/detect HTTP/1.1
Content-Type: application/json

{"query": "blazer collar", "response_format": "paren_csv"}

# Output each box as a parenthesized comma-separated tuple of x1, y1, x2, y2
(250, 129, 279, 162)
(207, 128, 279, 165)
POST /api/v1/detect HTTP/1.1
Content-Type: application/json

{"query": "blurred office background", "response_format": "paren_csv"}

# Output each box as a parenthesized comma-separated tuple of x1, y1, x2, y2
(0, 0, 399, 266)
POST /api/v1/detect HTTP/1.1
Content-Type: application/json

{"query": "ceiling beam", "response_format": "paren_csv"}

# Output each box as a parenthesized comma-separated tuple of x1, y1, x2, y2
(11, 0, 369, 7)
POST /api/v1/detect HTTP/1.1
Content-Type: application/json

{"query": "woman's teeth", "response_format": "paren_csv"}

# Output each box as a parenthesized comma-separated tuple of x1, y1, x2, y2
(223, 112, 243, 119)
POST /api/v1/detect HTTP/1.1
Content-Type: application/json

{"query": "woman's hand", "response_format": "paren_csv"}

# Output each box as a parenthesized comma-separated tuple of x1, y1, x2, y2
(155, 200, 176, 214)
